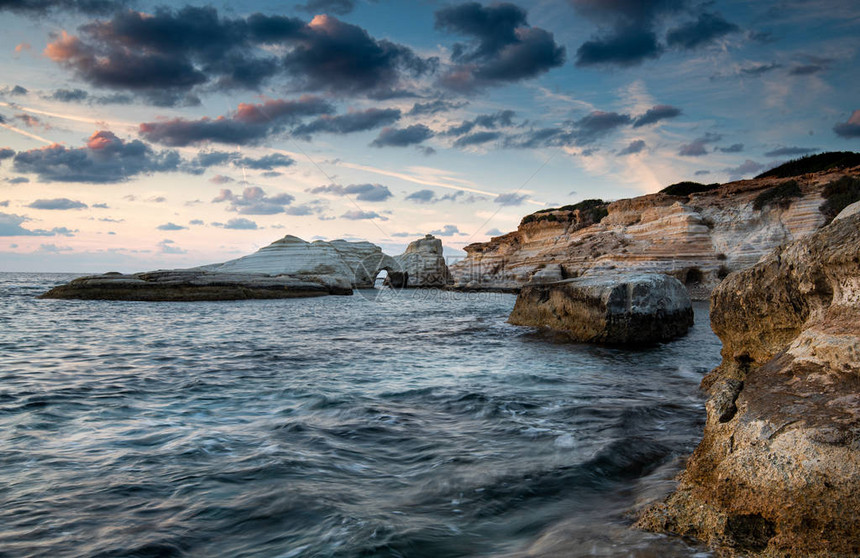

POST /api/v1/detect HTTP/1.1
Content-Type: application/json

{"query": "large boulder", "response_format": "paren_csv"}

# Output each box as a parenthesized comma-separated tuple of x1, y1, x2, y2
(508, 272, 694, 344)
(394, 234, 452, 288)
(637, 212, 860, 556)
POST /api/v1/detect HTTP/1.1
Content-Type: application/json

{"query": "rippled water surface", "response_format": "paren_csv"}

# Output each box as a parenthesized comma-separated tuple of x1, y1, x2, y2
(1, 273, 722, 557)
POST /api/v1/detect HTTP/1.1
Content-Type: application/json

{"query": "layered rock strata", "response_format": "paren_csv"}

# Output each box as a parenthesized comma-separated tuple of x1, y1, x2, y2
(636, 211, 860, 556)
(451, 170, 857, 297)
(393, 234, 452, 288)
(508, 273, 694, 345)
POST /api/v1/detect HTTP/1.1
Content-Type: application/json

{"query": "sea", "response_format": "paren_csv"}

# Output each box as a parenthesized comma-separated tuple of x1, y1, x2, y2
(0, 273, 721, 557)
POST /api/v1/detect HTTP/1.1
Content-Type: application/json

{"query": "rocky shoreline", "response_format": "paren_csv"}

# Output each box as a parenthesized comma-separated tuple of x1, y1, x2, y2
(636, 204, 860, 556)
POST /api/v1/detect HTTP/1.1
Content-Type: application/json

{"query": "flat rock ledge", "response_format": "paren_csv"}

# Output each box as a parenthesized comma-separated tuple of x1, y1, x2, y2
(508, 272, 694, 345)
(636, 212, 860, 557)
(39, 270, 352, 301)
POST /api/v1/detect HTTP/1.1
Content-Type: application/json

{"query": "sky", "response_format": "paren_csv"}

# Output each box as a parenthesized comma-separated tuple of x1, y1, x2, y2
(0, 0, 858, 272)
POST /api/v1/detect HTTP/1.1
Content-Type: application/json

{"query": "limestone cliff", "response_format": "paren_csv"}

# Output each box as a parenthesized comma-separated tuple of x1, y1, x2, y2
(636, 209, 860, 556)
(450, 169, 859, 297)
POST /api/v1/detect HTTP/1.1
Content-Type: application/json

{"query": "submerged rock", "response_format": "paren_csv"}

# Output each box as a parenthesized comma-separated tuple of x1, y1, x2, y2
(508, 272, 693, 345)
(393, 234, 452, 288)
(637, 212, 860, 556)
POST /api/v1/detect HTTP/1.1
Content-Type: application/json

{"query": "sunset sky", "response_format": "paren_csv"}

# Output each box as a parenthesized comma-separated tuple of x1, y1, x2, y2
(0, 0, 858, 272)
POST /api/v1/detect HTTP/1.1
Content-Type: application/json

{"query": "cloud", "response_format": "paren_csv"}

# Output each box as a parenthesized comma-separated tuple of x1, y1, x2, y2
(429, 224, 464, 236)
(678, 132, 722, 156)
(236, 153, 295, 170)
(694, 170, 710, 176)
(576, 27, 662, 67)
(717, 143, 744, 153)
(833, 110, 860, 139)
(6, 177, 29, 184)
(404, 189, 474, 204)
(308, 183, 393, 202)
(51, 88, 89, 102)
(435, 2, 565, 90)
(293, 107, 401, 138)
(157, 222, 187, 231)
(371, 124, 433, 147)
(27, 198, 88, 210)
(0, 148, 15, 160)
(43, 8, 434, 103)
(0, 211, 75, 236)
(212, 186, 296, 214)
(632, 104, 682, 127)
(38, 243, 73, 252)
(444, 110, 515, 136)
(209, 174, 235, 184)
(494, 192, 528, 206)
(408, 99, 467, 116)
(189, 219, 204, 225)
(13, 130, 181, 183)
(139, 96, 333, 146)
(212, 218, 258, 230)
(0, 1, 126, 15)
(485, 227, 504, 236)
(617, 139, 646, 155)
(295, 0, 354, 16)
(341, 209, 387, 220)
(454, 131, 501, 147)
(157, 238, 187, 254)
(723, 159, 765, 180)
(666, 12, 739, 50)
(738, 62, 782, 76)
(763, 146, 818, 158)
(788, 64, 825, 76)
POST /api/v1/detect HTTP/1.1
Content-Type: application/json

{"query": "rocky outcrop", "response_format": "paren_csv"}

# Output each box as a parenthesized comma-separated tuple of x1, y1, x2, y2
(636, 212, 860, 556)
(40, 235, 399, 300)
(393, 234, 452, 288)
(508, 273, 694, 345)
(451, 169, 859, 297)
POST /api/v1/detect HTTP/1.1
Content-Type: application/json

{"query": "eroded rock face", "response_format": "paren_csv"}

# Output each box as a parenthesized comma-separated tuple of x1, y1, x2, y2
(450, 171, 855, 298)
(394, 234, 452, 288)
(636, 213, 860, 557)
(508, 273, 694, 345)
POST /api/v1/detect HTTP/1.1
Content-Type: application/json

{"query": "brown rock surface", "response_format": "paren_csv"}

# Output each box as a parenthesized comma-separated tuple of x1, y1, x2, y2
(636, 212, 860, 557)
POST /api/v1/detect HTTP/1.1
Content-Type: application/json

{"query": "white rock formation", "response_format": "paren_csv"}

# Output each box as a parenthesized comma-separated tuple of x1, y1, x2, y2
(393, 234, 452, 288)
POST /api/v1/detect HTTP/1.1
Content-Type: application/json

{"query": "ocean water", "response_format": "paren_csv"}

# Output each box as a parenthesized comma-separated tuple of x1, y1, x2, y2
(0, 273, 721, 557)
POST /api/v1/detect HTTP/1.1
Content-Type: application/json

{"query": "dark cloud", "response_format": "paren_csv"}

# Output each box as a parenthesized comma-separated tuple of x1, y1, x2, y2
(739, 62, 782, 76)
(213, 186, 296, 215)
(8, 85, 28, 95)
(157, 238, 187, 254)
(408, 99, 467, 116)
(453, 131, 500, 147)
(632, 104, 681, 127)
(788, 64, 825, 76)
(212, 218, 258, 230)
(694, 170, 710, 176)
(44, 7, 434, 103)
(435, 2, 565, 90)
(717, 143, 744, 153)
(193, 150, 238, 167)
(430, 224, 464, 236)
(295, 0, 354, 16)
(504, 110, 631, 149)
(139, 96, 333, 146)
(13, 130, 181, 183)
(370, 124, 433, 147)
(666, 12, 739, 50)
(293, 108, 401, 138)
(678, 132, 722, 156)
(309, 183, 393, 202)
(576, 27, 661, 67)
(723, 159, 765, 180)
(494, 192, 528, 206)
(763, 146, 818, 157)
(51, 88, 89, 102)
(236, 153, 295, 170)
(189, 219, 204, 225)
(0, 0, 126, 15)
(92, 203, 108, 208)
(833, 110, 860, 139)
(0, 211, 75, 236)
(6, 177, 29, 184)
(157, 222, 187, 231)
(617, 139, 646, 155)
(573, 111, 632, 143)
(444, 110, 515, 136)
(341, 209, 386, 220)
(404, 189, 475, 204)
(0, 148, 15, 159)
(485, 227, 504, 236)
(27, 198, 88, 210)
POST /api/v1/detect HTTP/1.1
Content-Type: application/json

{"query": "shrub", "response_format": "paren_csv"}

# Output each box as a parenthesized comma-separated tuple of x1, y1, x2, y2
(522, 199, 608, 226)
(753, 180, 802, 210)
(820, 175, 860, 221)
(756, 151, 860, 179)
(659, 181, 721, 196)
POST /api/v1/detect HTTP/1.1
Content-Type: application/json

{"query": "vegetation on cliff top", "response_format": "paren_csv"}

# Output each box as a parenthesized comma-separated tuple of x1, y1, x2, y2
(521, 199, 608, 226)
(753, 180, 802, 210)
(659, 181, 721, 196)
(755, 151, 860, 178)
(820, 175, 860, 221)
